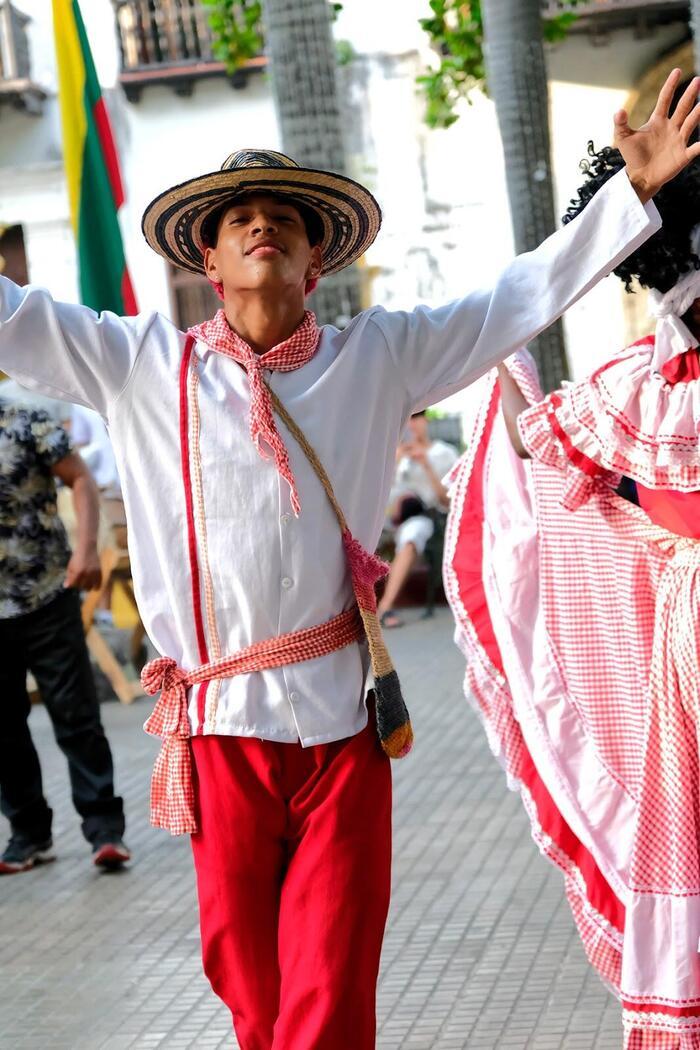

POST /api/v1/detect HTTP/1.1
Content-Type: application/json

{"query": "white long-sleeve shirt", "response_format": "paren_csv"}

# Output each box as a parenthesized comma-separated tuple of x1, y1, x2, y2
(0, 170, 660, 744)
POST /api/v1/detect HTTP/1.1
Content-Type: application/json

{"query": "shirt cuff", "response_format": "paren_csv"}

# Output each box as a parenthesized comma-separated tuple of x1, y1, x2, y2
(617, 168, 662, 235)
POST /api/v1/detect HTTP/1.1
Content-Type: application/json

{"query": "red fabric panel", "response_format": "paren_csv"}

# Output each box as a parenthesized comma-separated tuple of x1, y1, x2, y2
(190, 710, 391, 1049)
(519, 747, 625, 933)
(453, 386, 504, 675)
(622, 999, 700, 1018)
(637, 485, 700, 539)
(178, 337, 210, 729)
(661, 347, 700, 384)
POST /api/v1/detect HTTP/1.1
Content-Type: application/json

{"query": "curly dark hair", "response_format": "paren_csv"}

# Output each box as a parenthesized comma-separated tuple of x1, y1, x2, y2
(562, 143, 700, 294)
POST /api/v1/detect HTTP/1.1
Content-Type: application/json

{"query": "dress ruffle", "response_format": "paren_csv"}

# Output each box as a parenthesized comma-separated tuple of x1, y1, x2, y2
(518, 398, 620, 511)
(518, 338, 700, 493)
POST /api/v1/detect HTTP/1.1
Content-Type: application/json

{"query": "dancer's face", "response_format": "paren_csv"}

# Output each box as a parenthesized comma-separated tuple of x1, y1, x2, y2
(204, 194, 322, 298)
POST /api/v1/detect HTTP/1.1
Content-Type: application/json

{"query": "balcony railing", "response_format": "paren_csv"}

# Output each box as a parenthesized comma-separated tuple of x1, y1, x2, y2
(542, 0, 687, 20)
(0, 0, 45, 114)
(112, 0, 265, 101)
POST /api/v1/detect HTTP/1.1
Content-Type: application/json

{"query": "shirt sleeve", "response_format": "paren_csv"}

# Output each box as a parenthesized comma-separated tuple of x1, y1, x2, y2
(28, 409, 72, 469)
(370, 170, 662, 410)
(0, 276, 158, 417)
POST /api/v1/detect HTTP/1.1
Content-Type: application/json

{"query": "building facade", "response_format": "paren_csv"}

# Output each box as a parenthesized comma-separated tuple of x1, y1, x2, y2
(0, 0, 693, 410)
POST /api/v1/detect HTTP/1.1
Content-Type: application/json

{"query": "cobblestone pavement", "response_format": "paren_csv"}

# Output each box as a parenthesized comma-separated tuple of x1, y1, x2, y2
(1, 610, 622, 1049)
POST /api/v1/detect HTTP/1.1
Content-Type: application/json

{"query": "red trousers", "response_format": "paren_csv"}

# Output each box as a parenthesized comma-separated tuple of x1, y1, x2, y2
(190, 710, 392, 1050)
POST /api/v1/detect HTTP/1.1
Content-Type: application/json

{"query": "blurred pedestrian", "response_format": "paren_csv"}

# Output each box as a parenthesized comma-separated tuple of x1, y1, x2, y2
(70, 403, 121, 497)
(0, 394, 130, 873)
(378, 411, 458, 627)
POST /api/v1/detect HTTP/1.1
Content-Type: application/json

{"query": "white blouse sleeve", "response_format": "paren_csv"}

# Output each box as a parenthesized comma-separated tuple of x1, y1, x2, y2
(371, 170, 662, 410)
(0, 276, 158, 417)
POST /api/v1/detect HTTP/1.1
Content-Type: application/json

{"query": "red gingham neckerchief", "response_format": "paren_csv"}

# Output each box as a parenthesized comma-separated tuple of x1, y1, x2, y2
(189, 309, 321, 516)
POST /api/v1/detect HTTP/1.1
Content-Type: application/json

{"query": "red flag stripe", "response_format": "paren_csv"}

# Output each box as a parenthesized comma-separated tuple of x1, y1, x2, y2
(93, 96, 125, 209)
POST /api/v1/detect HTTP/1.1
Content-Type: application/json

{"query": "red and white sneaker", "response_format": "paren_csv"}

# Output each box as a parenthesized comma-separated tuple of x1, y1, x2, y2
(92, 840, 131, 870)
(0, 836, 55, 875)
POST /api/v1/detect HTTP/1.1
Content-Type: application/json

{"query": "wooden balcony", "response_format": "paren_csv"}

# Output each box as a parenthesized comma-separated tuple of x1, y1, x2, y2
(0, 0, 45, 115)
(542, 0, 688, 30)
(112, 0, 265, 102)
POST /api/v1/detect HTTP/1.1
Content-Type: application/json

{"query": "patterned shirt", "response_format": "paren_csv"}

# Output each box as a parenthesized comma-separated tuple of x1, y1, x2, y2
(0, 398, 72, 618)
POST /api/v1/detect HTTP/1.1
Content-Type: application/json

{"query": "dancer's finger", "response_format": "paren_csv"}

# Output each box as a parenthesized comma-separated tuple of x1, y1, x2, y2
(681, 100, 700, 143)
(652, 68, 682, 119)
(672, 75, 700, 128)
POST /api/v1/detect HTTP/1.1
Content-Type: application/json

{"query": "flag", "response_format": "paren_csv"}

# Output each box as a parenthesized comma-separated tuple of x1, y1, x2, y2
(52, 0, 137, 315)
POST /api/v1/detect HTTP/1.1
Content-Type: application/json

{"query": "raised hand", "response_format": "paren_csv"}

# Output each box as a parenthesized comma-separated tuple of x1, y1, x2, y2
(614, 69, 700, 203)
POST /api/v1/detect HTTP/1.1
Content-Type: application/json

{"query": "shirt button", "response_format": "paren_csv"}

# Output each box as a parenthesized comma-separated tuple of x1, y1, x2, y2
(281, 576, 294, 590)
(280, 514, 291, 526)
(289, 691, 300, 704)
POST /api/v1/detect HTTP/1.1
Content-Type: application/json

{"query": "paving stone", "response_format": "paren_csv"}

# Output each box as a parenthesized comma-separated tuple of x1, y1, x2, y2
(0, 609, 622, 1048)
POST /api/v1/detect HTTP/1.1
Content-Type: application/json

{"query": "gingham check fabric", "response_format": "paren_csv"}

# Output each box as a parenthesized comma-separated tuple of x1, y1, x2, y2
(189, 309, 321, 516)
(142, 606, 363, 835)
(446, 348, 700, 1050)
(519, 336, 700, 493)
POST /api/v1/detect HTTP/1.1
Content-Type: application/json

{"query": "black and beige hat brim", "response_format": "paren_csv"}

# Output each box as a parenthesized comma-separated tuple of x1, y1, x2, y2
(142, 149, 382, 278)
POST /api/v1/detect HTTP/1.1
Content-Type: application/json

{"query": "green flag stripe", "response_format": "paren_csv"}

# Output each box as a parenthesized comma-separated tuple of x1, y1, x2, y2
(72, 0, 128, 314)
(78, 102, 128, 314)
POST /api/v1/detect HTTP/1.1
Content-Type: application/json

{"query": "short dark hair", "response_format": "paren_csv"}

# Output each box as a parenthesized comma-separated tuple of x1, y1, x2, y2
(411, 410, 427, 418)
(201, 192, 324, 250)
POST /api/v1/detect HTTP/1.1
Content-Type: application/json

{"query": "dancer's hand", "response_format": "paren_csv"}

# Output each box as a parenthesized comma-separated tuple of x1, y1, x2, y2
(614, 69, 700, 203)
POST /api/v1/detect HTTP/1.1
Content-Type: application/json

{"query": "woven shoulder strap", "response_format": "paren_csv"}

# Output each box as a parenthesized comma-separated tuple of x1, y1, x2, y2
(266, 385, 349, 532)
(265, 382, 414, 759)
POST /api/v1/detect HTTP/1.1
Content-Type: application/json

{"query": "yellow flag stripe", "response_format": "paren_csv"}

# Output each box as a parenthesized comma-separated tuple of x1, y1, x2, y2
(52, 0, 86, 237)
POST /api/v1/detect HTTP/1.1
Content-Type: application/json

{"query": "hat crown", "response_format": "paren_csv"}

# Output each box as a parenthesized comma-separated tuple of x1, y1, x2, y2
(221, 149, 299, 172)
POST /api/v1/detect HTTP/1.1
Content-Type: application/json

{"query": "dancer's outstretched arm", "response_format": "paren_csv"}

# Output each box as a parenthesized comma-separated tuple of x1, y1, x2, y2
(375, 70, 700, 412)
(0, 276, 156, 416)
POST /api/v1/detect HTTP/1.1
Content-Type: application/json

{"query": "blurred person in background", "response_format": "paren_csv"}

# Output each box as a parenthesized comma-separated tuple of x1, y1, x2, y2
(378, 410, 458, 628)
(70, 403, 121, 497)
(0, 391, 129, 874)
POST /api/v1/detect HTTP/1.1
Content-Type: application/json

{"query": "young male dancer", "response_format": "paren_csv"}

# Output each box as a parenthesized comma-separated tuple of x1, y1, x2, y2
(445, 144, 700, 1049)
(0, 71, 698, 1049)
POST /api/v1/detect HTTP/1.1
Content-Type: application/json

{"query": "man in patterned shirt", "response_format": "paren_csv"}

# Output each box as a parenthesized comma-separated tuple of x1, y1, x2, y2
(0, 393, 130, 873)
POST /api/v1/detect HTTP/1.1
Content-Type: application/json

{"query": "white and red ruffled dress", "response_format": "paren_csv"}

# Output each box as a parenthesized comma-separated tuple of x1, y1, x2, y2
(444, 332, 700, 1049)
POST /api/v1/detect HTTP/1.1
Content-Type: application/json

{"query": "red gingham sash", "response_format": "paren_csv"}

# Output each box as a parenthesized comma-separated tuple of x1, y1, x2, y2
(142, 606, 363, 835)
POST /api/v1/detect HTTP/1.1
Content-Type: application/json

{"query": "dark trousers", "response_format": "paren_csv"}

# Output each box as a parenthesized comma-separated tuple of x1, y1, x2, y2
(0, 588, 124, 845)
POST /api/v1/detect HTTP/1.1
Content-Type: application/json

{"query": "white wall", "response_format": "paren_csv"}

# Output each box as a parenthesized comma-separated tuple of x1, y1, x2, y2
(5, 0, 279, 318)
(3, 2, 690, 413)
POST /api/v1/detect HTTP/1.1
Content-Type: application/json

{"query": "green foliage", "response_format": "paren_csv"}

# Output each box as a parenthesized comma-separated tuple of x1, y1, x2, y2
(203, 0, 344, 75)
(418, 0, 582, 129)
(336, 39, 356, 66)
(202, 0, 263, 70)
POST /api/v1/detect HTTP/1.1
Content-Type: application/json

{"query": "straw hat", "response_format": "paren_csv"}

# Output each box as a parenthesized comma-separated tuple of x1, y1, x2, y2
(142, 148, 382, 278)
